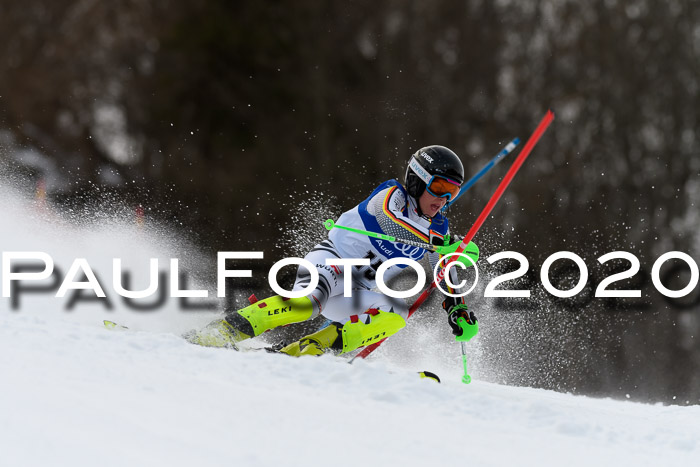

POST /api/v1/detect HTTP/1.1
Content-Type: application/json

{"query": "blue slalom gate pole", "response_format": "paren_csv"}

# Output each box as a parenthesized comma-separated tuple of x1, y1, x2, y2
(449, 137, 520, 205)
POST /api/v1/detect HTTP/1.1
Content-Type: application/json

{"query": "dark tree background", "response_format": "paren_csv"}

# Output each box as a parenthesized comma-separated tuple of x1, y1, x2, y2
(1, 0, 699, 403)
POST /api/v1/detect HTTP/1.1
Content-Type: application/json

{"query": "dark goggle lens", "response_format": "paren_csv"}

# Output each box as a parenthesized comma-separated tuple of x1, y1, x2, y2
(427, 177, 461, 199)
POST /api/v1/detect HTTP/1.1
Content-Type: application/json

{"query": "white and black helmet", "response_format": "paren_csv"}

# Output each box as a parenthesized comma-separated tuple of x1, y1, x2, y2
(404, 145, 465, 203)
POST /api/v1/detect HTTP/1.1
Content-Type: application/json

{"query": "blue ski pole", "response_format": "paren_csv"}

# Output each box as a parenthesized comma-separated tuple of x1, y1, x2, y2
(449, 137, 520, 205)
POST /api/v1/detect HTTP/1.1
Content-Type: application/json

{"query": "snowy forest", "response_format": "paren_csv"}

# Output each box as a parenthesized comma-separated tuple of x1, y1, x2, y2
(1, 0, 699, 404)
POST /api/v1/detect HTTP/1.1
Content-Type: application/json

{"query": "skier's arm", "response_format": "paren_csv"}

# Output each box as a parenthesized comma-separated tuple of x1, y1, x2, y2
(429, 239, 479, 341)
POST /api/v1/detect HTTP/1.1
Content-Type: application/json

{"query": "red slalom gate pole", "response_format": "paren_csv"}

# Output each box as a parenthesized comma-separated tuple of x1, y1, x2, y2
(354, 110, 555, 361)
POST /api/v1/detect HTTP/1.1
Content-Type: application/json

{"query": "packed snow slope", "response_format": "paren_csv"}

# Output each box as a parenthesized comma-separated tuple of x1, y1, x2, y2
(1, 312, 698, 467)
(1, 181, 698, 466)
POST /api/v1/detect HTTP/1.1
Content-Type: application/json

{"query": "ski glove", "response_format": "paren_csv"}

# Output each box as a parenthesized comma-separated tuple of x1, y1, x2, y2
(439, 235, 480, 267)
(443, 301, 479, 341)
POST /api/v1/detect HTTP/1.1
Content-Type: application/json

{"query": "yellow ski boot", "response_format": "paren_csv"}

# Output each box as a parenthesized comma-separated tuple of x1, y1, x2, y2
(280, 324, 341, 356)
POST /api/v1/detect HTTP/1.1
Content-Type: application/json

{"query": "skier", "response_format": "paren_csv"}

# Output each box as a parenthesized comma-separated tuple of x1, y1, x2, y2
(186, 145, 479, 355)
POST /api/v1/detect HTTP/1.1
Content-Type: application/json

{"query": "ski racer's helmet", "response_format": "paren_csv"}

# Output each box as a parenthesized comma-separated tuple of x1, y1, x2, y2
(404, 145, 465, 205)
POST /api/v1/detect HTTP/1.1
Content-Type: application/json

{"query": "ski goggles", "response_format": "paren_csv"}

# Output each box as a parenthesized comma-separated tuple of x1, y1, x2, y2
(408, 157, 462, 200)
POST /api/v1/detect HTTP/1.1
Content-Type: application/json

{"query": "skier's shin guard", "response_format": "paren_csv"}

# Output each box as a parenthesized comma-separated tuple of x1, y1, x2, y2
(340, 309, 406, 354)
(279, 309, 405, 358)
(232, 295, 315, 337)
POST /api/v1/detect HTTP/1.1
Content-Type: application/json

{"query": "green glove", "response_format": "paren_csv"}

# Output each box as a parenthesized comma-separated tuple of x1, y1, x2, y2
(446, 303, 479, 342)
(440, 239, 479, 269)
(455, 316, 479, 342)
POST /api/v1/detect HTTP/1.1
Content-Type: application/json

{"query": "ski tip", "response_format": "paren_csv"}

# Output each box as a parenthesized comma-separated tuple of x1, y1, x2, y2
(103, 320, 128, 330)
(419, 371, 441, 383)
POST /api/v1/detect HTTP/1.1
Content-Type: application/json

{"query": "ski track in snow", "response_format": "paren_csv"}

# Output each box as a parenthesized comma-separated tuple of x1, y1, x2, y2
(1, 312, 698, 467)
